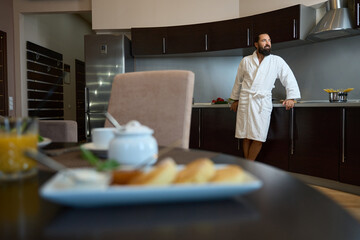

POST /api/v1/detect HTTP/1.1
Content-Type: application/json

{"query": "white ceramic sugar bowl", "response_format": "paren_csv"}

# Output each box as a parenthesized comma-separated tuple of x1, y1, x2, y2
(108, 120, 158, 166)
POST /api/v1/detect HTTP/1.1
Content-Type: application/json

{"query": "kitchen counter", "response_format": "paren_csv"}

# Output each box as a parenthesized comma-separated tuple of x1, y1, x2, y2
(193, 100, 360, 108)
(193, 103, 231, 108)
(190, 102, 360, 186)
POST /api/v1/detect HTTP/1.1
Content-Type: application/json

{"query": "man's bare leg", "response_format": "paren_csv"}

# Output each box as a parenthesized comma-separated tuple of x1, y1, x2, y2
(247, 140, 263, 161)
(242, 138, 251, 159)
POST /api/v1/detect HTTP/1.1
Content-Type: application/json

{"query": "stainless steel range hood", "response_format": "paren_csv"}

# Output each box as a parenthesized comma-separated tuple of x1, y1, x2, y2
(307, 0, 358, 41)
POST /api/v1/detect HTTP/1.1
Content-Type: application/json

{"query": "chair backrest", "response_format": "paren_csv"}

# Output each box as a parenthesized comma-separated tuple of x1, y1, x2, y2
(105, 70, 195, 149)
(39, 120, 78, 142)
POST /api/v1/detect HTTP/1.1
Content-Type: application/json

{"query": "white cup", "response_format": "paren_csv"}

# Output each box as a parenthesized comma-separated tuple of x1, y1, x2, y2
(91, 128, 116, 149)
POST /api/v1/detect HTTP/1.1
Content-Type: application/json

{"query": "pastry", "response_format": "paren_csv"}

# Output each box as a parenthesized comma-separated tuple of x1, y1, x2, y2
(210, 165, 246, 184)
(174, 158, 215, 184)
(111, 169, 142, 185)
(129, 157, 177, 185)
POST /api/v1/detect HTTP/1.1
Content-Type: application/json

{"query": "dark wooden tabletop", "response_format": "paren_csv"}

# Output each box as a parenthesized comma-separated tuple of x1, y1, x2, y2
(1, 144, 360, 240)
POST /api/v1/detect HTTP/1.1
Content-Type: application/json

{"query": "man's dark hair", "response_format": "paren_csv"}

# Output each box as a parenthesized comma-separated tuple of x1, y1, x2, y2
(254, 33, 270, 44)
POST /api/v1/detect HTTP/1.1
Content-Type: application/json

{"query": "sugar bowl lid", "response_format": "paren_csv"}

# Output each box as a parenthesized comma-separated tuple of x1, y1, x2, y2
(116, 120, 154, 135)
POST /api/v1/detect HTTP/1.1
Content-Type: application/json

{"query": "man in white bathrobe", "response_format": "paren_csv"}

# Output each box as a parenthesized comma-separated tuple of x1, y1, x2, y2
(230, 33, 301, 161)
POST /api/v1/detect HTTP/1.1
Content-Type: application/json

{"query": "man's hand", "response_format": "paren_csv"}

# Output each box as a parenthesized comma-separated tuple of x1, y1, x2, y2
(230, 101, 239, 112)
(283, 99, 295, 110)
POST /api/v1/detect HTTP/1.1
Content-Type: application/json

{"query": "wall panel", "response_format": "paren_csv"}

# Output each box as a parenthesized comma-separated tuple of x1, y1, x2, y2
(26, 41, 64, 119)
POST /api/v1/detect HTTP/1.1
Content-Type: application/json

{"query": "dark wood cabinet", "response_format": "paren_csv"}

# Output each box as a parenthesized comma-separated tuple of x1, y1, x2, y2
(356, 0, 360, 28)
(131, 4, 315, 56)
(201, 108, 240, 156)
(289, 107, 341, 180)
(189, 108, 200, 149)
(189, 106, 360, 186)
(189, 108, 241, 156)
(132, 24, 209, 55)
(190, 107, 292, 167)
(166, 23, 210, 54)
(131, 27, 167, 55)
(257, 107, 291, 170)
(252, 5, 300, 43)
(132, 17, 254, 56)
(349, 0, 360, 29)
(340, 108, 360, 185)
(208, 17, 253, 51)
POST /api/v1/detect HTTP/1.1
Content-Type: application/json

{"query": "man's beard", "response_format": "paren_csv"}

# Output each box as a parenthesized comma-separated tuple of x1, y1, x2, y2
(258, 45, 271, 56)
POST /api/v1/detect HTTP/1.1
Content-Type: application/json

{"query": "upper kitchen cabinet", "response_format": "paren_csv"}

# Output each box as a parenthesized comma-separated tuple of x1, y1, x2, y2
(132, 19, 252, 56)
(131, 27, 167, 55)
(253, 5, 299, 43)
(252, 5, 315, 44)
(166, 23, 210, 54)
(131, 4, 315, 56)
(208, 16, 253, 51)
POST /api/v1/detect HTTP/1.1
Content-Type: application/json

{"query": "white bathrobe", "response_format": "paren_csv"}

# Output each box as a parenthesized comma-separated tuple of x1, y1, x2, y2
(230, 51, 301, 142)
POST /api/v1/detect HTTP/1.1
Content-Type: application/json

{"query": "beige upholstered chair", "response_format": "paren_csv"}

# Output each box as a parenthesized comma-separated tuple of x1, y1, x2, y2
(39, 120, 78, 142)
(105, 70, 195, 149)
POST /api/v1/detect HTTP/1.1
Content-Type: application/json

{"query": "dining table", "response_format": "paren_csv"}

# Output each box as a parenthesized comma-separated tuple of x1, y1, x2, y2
(1, 142, 360, 240)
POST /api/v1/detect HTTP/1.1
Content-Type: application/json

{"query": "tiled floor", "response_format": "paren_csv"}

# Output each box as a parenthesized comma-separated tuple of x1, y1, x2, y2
(291, 173, 360, 223)
(291, 173, 360, 195)
(310, 185, 360, 223)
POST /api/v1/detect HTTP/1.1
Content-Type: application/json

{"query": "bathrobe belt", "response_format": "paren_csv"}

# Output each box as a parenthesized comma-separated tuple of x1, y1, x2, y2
(241, 89, 272, 113)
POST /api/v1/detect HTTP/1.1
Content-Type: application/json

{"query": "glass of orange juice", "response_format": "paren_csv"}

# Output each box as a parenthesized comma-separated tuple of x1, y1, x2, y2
(0, 117, 38, 180)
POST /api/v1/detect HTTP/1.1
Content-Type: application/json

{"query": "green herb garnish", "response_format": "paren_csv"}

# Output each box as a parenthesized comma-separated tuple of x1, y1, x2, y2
(38, 135, 44, 142)
(80, 146, 120, 171)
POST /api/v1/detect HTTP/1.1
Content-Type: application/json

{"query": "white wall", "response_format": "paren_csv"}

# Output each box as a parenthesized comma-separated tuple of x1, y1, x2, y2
(92, 0, 240, 30)
(238, 0, 326, 17)
(24, 13, 93, 120)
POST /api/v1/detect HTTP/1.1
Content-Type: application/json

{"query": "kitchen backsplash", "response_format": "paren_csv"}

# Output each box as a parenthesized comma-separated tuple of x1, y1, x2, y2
(135, 56, 242, 103)
(135, 34, 360, 103)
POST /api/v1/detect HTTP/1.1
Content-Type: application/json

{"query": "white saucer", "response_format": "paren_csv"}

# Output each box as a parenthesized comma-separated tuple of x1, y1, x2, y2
(81, 142, 107, 151)
(81, 142, 108, 158)
(38, 137, 52, 148)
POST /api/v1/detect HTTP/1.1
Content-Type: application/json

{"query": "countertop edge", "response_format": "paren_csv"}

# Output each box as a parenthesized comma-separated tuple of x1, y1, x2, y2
(192, 102, 360, 108)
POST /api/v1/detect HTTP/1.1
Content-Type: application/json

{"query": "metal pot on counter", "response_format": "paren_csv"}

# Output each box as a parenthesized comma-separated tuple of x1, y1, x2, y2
(329, 92, 347, 103)
(324, 88, 354, 103)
